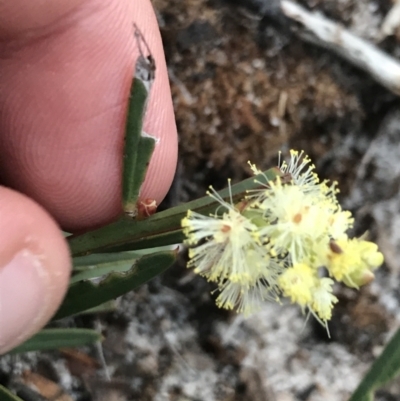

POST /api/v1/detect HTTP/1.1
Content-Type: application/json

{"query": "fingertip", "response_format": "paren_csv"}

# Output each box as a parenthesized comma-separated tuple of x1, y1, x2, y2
(0, 187, 71, 354)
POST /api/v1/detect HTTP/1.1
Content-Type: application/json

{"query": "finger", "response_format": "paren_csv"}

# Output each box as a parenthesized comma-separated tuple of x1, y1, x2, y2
(0, 0, 177, 232)
(0, 0, 83, 36)
(0, 187, 71, 354)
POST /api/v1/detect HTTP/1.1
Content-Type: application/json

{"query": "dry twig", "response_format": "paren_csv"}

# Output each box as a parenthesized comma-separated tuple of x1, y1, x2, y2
(281, 0, 400, 96)
(381, 0, 400, 40)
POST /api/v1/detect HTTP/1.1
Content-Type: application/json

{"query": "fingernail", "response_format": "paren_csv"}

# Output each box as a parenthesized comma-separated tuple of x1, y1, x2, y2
(0, 250, 48, 353)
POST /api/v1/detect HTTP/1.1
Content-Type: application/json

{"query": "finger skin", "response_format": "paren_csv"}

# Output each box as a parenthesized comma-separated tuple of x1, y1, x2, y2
(0, 0, 178, 232)
(0, 187, 71, 354)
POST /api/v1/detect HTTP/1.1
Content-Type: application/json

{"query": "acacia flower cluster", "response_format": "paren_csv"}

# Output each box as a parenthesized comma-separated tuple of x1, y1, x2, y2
(181, 150, 384, 327)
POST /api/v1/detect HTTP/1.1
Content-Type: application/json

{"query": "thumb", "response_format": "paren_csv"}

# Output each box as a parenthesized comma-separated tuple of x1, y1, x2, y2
(0, 187, 71, 354)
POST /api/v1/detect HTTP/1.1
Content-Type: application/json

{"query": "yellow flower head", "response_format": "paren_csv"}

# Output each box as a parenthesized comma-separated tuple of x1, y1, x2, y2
(310, 278, 338, 322)
(257, 179, 346, 264)
(278, 263, 316, 306)
(216, 279, 279, 316)
(182, 186, 276, 286)
(279, 149, 320, 193)
(326, 238, 384, 287)
(181, 149, 384, 328)
(247, 150, 319, 204)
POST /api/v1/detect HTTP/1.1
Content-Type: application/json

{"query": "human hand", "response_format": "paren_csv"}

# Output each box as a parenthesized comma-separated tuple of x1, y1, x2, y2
(0, 0, 177, 354)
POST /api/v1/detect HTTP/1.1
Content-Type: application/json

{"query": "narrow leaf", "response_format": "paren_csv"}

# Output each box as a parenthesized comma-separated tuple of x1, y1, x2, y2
(0, 386, 23, 401)
(125, 134, 156, 215)
(54, 250, 176, 320)
(122, 31, 156, 217)
(69, 167, 281, 257)
(9, 329, 102, 354)
(101, 229, 184, 254)
(73, 251, 143, 270)
(74, 301, 117, 315)
(349, 327, 400, 401)
(72, 246, 174, 271)
(71, 252, 142, 283)
(123, 79, 155, 216)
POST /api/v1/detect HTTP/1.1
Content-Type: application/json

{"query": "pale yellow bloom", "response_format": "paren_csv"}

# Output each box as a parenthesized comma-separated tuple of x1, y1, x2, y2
(182, 208, 261, 284)
(326, 207, 354, 240)
(310, 278, 338, 322)
(279, 149, 320, 193)
(216, 279, 279, 316)
(257, 180, 340, 264)
(278, 263, 316, 306)
(181, 149, 384, 327)
(326, 238, 384, 287)
(182, 186, 278, 286)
